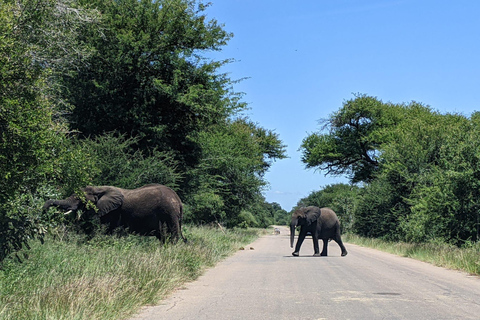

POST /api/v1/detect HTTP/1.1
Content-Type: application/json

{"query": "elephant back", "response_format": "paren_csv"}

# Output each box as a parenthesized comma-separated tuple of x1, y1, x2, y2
(319, 207, 340, 229)
(123, 184, 182, 216)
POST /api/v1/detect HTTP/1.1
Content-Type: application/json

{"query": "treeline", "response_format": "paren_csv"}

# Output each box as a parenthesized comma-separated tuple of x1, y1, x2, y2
(299, 94, 480, 246)
(0, 0, 286, 261)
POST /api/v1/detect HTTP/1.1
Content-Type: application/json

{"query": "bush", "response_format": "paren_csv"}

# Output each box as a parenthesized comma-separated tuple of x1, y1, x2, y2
(82, 133, 182, 189)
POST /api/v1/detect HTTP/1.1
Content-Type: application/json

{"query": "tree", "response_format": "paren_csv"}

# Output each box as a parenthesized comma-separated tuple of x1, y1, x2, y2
(185, 118, 286, 226)
(301, 94, 480, 244)
(62, 0, 240, 171)
(0, 0, 99, 261)
(57, 0, 287, 228)
(387, 112, 480, 244)
(300, 94, 416, 183)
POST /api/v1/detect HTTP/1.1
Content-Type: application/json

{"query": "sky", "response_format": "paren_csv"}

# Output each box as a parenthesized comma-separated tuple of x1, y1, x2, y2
(204, 0, 480, 211)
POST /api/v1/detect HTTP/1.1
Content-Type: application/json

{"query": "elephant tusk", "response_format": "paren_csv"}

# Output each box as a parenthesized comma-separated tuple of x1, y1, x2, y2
(64, 210, 72, 215)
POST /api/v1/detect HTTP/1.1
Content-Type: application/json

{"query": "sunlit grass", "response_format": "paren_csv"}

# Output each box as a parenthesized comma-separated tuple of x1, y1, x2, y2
(0, 226, 260, 320)
(344, 234, 480, 275)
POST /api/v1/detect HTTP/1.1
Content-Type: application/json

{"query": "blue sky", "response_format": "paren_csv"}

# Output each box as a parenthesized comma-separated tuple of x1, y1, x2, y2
(205, 0, 480, 211)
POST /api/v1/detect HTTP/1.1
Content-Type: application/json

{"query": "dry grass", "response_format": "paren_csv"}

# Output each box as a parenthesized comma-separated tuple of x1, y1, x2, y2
(344, 234, 480, 275)
(0, 226, 259, 320)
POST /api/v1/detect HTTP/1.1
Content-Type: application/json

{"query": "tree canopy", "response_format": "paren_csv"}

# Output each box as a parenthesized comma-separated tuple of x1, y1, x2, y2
(0, 0, 286, 262)
(62, 0, 242, 170)
(300, 94, 433, 183)
(302, 94, 480, 245)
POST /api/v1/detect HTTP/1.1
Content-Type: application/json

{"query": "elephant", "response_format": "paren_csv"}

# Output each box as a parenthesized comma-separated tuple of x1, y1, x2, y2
(290, 206, 347, 257)
(43, 184, 187, 243)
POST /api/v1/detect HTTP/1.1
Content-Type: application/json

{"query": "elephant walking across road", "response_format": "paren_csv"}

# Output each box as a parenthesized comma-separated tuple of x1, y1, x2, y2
(290, 206, 347, 257)
(43, 184, 187, 243)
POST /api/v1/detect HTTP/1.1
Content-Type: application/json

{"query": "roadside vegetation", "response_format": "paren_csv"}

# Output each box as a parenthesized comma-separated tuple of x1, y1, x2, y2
(0, 0, 286, 263)
(344, 234, 480, 275)
(0, 226, 260, 320)
(299, 94, 480, 246)
(296, 94, 480, 275)
(2, 0, 480, 318)
(0, 1, 286, 317)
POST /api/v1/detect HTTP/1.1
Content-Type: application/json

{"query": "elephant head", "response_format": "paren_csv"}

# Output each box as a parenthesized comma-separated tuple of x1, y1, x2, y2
(290, 206, 321, 248)
(82, 186, 124, 216)
(43, 186, 125, 217)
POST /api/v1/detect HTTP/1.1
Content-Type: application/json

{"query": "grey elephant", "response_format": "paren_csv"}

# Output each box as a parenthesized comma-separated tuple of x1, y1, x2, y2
(290, 206, 347, 257)
(43, 184, 187, 243)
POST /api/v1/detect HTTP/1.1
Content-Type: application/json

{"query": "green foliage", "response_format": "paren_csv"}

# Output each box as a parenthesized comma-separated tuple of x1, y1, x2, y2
(296, 184, 359, 233)
(55, 0, 287, 229)
(63, 0, 240, 171)
(0, 0, 98, 261)
(393, 114, 480, 244)
(0, 226, 260, 319)
(186, 119, 286, 226)
(236, 210, 259, 228)
(1, 0, 286, 261)
(81, 133, 181, 189)
(266, 202, 289, 226)
(353, 178, 406, 240)
(304, 94, 480, 245)
(301, 94, 388, 182)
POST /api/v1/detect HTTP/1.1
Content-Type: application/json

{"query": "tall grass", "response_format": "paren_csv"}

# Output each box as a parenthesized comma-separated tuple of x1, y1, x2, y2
(344, 234, 480, 275)
(0, 226, 260, 320)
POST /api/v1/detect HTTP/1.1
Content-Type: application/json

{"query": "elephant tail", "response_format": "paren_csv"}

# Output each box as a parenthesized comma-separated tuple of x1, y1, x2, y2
(179, 205, 188, 243)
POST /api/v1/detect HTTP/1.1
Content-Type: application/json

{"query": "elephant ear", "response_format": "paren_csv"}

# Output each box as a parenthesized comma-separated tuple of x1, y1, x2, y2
(305, 206, 321, 225)
(95, 187, 124, 216)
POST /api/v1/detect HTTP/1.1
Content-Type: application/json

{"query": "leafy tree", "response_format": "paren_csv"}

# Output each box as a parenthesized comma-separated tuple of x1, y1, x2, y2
(302, 94, 480, 244)
(268, 202, 289, 226)
(62, 0, 241, 171)
(352, 177, 406, 240)
(352, 106, 446, 240)
(82, 133, 182, 189)
(186, 119, 286, 226)
(300, 94, 423, 183)
(391, 113, 480, 244)
(301, 95, 382, 182)
(57, 0, 288, 228)
(0, 0, 98, 261)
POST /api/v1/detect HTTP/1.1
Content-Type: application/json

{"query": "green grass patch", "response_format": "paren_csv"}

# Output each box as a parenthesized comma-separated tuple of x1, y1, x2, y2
(0, 226, 260, 320)
(344, 234, 480, 275)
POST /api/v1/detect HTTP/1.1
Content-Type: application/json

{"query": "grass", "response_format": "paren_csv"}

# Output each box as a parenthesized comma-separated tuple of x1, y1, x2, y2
(0, 225, 260, 320)
(344, 234, 480, 275)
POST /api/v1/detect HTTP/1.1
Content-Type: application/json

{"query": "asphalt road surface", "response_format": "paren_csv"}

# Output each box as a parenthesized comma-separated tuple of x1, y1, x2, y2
(131, 226, 480, 320)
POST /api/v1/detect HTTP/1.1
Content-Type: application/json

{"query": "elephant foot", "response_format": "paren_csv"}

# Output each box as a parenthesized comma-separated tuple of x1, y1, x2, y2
(292, 251, 299, 257)
(341, 251, 348, 257)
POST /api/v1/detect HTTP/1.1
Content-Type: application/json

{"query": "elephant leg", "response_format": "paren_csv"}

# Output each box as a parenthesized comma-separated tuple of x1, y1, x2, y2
(334, 231, 348, 256)
(167, 218, 180, 243)
(293, 228, 307, 256)
(312, 232, 321, 256)
(156, 221, 167, 243)
(178, 219, 187, 243)
(320, 239, 328, 256)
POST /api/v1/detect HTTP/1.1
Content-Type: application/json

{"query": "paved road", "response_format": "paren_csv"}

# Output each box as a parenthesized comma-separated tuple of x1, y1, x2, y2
(131, 226, 480, 320)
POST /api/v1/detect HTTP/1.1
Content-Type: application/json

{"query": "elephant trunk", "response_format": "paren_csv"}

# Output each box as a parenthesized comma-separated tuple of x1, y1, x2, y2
(43, 198, 79, 212)
(290, 219, 298, 248)
(42, 200, 54, 211)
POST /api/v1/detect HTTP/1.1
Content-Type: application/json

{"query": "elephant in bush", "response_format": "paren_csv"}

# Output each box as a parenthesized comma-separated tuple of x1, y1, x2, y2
(43, 184, 187, 243)
(290, 206, 347, 257)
